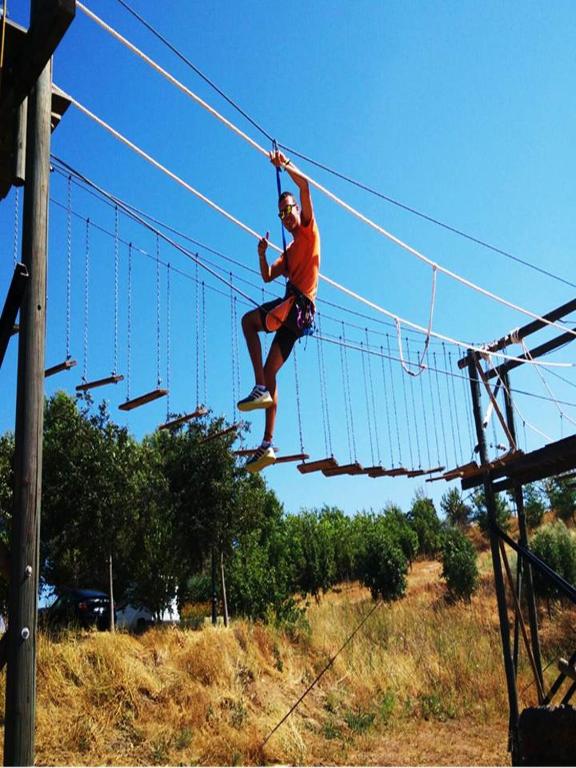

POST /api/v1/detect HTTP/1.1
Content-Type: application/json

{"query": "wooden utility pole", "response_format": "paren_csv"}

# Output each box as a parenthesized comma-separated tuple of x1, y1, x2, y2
(108, 554, 115, 633)
(3, 32, 51, 768)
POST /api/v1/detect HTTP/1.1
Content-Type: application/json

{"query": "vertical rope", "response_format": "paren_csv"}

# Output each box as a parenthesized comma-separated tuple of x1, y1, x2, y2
(433, 351, 449, 466)
(272, 139, 287, 254)
(65, 177, 73, 361)
(339, 336, 353, 463)
(315, 321, 330, 458)
(230, 274, 237, 417)
(202, 281, 208, 406)
(155, 234, 162, 387)
(448, 351, 465, 461)
(399, 340, 415, 468)
(461, 365, 475, 453)
(386, 334, 403, 468)
(342, 323, 357, 460)
(442, 343, 459, 464)
(317, 314, 333, 456)
(261, 287, 269, 358)
(360, 340, 375, 466)
(234, 296, 241, 418)
(418, 362, 432, 468)
(293, 344, 305, 454)
(113, 205, 120, 374)
(365, 330, 381, 465)
(380, 345, 394, 468)
(12, 186, 19, 267)
(195, 260, 200, 407)
(406, 339, 422, 468)
(166, 262, 171, 417)
(82, 218, 90, 382)
(127, 243, 133, 401)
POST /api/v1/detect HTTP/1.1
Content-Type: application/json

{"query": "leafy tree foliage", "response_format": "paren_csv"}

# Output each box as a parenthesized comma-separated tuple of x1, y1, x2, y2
(531, 522, 576, 602)
(471, 489, 511, 534)
(357, 523, 407, 602)
(440, 487, 472, 529)
(543, 476, 576, 524)
(407, 490, 442, 556)
(440, 527, 478, 601)
(522, 483, 546, 530)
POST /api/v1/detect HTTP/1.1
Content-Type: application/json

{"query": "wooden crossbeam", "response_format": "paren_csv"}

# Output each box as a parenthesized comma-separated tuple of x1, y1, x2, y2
(44, 357, 77, 377)
(297, 457, 338, 474)
(118, 388, 167, 411)
(158, 407, 208, 431)
(76, 374, 124, 392)
(0, 263, 29, 368)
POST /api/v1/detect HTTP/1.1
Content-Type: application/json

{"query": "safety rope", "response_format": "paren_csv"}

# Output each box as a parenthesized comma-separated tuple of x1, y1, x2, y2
(520, 338, 576, 429)
(293, 345, 305, 455)
(113, 205, 120, 374)
(61, 84, 576, 354)
(230, 274, 237, 418)
(202, 280, 208, 406)
(432, 351, 450, 466)
(195, 260, 200, 408)
(272, 139, 287, 254)
(338, 334, 353, 463)
(166, 262, 171, 417)
(442, 343, 459, 466)
(417, 356, 433, 468)
(399, 344, 415, 469)
(406, 339, 422, 468)
(12, 186, 19, 267)
(447, 348, 464, 461)
(155, 234, 162, 387)
(315, 313, 330, 457)
(342, 323, 358, 461)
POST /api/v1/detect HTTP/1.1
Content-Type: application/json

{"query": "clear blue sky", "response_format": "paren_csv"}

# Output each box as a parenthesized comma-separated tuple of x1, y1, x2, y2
(2, 0, 576, 517)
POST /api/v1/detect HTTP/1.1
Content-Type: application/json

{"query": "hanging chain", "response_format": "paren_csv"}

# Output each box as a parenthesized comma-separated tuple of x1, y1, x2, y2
(461, 361, 475, 453)
(365, 329, 381, 465)
(113, 205, 120, 375)
(261, 287, 268, 359)
(155, 234, 162, 387)
(293, 343, 305, 454)
(442, 343, 459, 465)
(386, 334, 403, 468)
(380, 345, 394, 468)
(82, 218, 90, 382)
(12, 186, 19, 267)
(428, 349, 442, 465)
(195, 260, 200, 407)
(234, 296, 241, 417)
(339, 335, 353, 463)
(166, 262, 171, 417)
(127, 243, 133, 401)
(318, 313, 333, 456)
(360, 340, 375, 466)
(406, 338, 422, 468)
(65, 176, 73, 361)
(230, 274, 237, 417)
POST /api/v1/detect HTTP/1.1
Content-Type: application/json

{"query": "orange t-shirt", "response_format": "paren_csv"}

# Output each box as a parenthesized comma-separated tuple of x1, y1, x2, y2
(280, 216, 320, 302)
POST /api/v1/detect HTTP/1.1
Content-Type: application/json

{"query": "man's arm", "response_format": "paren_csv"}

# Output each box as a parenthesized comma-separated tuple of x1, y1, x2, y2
(271, 150, 313, 227)
(258, 232, 286, 283)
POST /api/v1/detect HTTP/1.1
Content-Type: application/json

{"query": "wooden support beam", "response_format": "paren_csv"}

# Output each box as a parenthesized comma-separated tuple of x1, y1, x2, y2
(558, 658, 576, 684)
(0, 263, 29, 368)
(75, 373, 123, 392)
(118, 388, 167, 411)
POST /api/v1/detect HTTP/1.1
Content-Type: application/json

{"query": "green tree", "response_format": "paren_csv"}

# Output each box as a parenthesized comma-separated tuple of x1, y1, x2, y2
(544, 476, 576, 524)
(471, 489, 511, 534)
(407, 490, 442, 556)
(440, 527, 478, 601)
(284, 510, 337, 600)
(379, 504, 419, 566)
(358, 524, 407, 601)
(440, 487, 472, 529)
(531, 522, 576, 603)
(523, 483, 546, 530)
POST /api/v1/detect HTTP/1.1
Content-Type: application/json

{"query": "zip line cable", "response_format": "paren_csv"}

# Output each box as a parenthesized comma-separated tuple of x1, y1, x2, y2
(109, 0, 575, 292)
(74, 3, 576, 339)
(52, 100, 576, 370)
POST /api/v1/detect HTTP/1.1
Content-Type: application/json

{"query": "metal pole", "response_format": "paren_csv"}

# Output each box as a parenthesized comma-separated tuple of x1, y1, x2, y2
(4, 8, 51, 762)
(501, 369, 543, 695)
(468, 353, 520, 761)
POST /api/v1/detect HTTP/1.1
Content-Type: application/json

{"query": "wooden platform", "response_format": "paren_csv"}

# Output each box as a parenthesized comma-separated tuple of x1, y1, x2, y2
(77, 374, 124, 392)
(297, 457, 338, 474)
(322, 462, 364, 477)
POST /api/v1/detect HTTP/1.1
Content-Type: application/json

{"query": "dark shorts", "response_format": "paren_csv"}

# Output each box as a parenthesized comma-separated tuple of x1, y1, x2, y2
(259, 296, 303, 361)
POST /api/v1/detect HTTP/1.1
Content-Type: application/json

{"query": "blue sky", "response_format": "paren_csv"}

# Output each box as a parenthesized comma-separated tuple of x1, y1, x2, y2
(2, 0, 576, 516)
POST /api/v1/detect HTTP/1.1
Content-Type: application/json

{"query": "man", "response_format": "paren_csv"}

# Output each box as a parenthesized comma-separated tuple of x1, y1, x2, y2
(237, 149, 320, 473)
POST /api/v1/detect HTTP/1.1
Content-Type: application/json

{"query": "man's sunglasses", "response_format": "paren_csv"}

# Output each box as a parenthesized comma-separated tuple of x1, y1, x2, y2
(278, 203, 297, 220)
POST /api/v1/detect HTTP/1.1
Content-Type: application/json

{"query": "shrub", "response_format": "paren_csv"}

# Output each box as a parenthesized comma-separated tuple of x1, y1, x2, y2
(531, 522, 576, 602)
(441, 488, 472, 529)
(358, 527, 407, 602)
(441, 527, 478, 601)
(471, 490, 511, 534)
(523, 483, 546, 530)
(407, 491, 443, 556)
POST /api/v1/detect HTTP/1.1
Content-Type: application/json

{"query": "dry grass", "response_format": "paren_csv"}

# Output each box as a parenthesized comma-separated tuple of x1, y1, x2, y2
(0, 561, 572, 765)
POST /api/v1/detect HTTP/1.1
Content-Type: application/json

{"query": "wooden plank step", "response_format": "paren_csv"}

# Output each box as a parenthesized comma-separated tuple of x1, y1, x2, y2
(406, 469, 426, 478)
(76, 374, 124, 392)
(274, 453, 309, 464)
(201, 423, 240, 444)
(322, 462, 363, 477)
(297, 457, 338, 474)
(45, 357, 77, 377)
(158, 407, 208, 431)
(118, 388, 167, 411)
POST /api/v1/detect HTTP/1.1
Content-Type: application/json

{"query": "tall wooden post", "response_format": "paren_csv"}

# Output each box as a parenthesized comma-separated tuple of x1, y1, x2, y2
(108, 554, 115, 633)
(211, 548, 218, 626)
(468, 352, 519, 762)
(3, 4, 51, 762)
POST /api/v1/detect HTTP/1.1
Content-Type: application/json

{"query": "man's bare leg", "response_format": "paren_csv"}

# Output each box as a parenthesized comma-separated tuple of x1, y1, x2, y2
(263, 341, 286, 443)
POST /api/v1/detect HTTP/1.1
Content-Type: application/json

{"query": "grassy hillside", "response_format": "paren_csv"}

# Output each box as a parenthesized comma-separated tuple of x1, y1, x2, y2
(1, 560, 573, 766)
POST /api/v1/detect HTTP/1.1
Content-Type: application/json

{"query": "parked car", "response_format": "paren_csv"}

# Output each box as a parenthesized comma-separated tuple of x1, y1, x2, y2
(39, 588, 115, 631)
(115, 601, 155, 633)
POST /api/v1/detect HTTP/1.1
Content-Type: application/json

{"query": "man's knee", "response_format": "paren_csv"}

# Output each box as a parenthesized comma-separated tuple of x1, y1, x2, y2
(242, 309, 260, 334)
